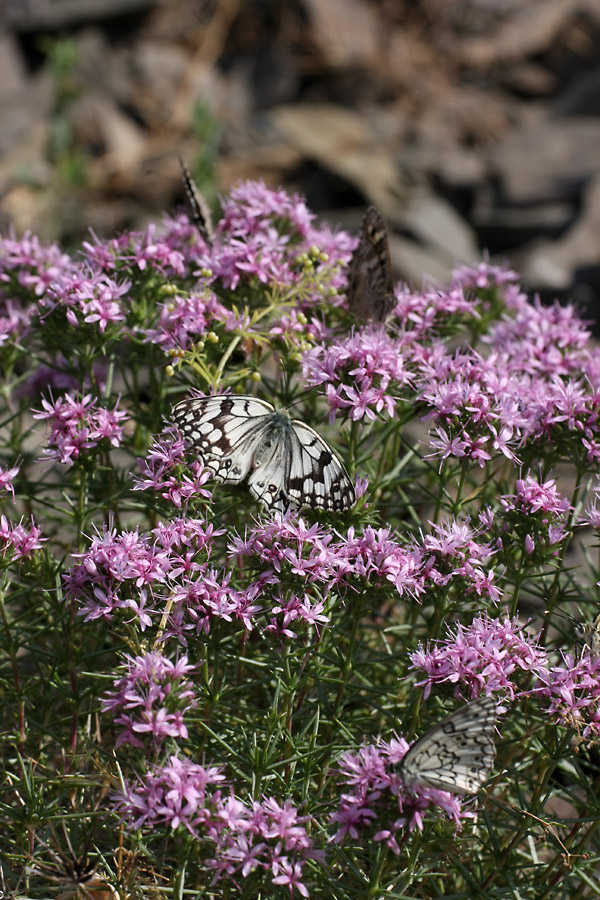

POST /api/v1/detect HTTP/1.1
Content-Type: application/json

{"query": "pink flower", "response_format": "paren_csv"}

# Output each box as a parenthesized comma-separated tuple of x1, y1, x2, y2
(33, 392, 129, 466)
(409, 614, 547, 700)
(0, 462, 20, 500)
(0, 514, 45, 560)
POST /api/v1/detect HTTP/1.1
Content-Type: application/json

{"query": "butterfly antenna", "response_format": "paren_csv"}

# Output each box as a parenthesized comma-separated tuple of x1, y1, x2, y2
(546, 608, 578, 625)
(283, 385, 323, 413)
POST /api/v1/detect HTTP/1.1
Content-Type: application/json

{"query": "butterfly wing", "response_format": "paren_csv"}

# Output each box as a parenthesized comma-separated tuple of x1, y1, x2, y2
(172, 395, 275, 484)
(246, 417, 294, 511)
(397, 696, 498, 795)
(347, 206, 396, 323)
(179, 157, 214, 247)
(287, 421, 356, 512)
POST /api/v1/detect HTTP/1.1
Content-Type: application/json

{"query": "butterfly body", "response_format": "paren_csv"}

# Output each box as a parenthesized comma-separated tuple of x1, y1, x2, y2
(347, 206, 396, 323)
(396, 696, 498, 795)
(172, 394, 355, 513)
(577, 612, 600, 658)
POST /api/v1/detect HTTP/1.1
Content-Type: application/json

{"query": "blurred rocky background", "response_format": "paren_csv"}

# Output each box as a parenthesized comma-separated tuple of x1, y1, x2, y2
(1, 0, 600, 325)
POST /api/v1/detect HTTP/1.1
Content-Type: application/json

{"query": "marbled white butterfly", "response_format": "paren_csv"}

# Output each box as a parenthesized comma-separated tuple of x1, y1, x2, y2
(347, 206, 396, 323)
(179, 157, 214, 247)
(396, 695, 498, 794)
(172, 394, 356, 513)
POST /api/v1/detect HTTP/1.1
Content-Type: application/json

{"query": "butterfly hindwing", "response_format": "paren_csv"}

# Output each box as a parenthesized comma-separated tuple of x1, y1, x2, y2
(397, 696, 498, 795)
(347, 206, 396, 323)
(287, 421, 356, 512)
(171, 395, 355, 513)
(179, 157, 214, 247)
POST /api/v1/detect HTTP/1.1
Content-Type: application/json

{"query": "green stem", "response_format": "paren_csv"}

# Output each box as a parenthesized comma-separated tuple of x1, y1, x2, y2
(481, 731, 571, 891)
(76, 469, 88, 552)
(215, 335, 242, 387)
(509, 571, 524, 618)
(0, 582, 26, 755)
(368, 847, 389, 897)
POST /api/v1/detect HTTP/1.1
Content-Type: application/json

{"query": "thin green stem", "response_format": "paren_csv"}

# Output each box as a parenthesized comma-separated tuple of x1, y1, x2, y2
(0, 582, 26, 755)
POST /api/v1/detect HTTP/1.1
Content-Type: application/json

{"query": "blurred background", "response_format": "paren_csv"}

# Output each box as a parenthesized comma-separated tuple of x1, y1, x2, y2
(1, 0, 600, 324)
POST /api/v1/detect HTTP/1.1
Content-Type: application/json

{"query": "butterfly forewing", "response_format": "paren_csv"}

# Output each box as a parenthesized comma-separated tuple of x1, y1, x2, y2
(171, 395, 355, 513)
(397, 696, 498, 795)
(179, 157, 214, 247)
(347, 206, 396, 323)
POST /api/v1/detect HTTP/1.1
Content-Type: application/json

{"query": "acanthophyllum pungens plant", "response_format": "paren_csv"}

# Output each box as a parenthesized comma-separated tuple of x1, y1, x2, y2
(1, 180, 600, 899)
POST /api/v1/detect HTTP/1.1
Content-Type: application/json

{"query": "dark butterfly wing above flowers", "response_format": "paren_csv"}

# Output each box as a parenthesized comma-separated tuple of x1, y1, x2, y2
(347, 205, 396, 324)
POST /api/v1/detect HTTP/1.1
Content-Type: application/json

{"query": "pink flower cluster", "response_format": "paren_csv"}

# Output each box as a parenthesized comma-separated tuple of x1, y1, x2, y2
(33, 392, 129, 467)
(0, 514, 45, 561)
(409, 614, 547, 700)
(392, 285, 481, 335)
(297, 254, 600, 471)
(102, 652, 198, 749)
(407, 615, 600, 739)
(229, 515, 428, 602)
(332, 738, 472, 854)
(82, 220, 188, 278)
(212, 180, 352, 293)
(41, 270, 130, 334)
(533, 653, 600, 739)
(64, 510, 503, 646)
(420, 518, 499, 600)
(133, 432, 213, 507)
(301, 329, 416, 423)
(497, 475, 571, 557)
(63, 518, 221, 630)
(0, 462, 19, 501)
(144, 289, 228, 351)
(582, 481, 600, 530)
(119, 755, 316, 896)
(484, 297, 594, 377)
(451, 259, 521, 291)
(0, 231, 74, 298)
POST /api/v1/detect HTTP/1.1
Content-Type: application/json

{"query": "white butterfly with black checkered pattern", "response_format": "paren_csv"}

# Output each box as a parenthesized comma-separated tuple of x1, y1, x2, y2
(172, 394, 355, 513)
(396, 696, 498, 794)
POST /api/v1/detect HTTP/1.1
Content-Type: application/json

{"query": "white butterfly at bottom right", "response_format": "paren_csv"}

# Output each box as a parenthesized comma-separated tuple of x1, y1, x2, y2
(395, 695, 499, 795)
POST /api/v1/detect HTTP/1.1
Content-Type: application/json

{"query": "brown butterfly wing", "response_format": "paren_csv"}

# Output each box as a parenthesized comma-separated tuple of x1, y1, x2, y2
(347, 206, 395, 323)
(179, 157, 214, 247)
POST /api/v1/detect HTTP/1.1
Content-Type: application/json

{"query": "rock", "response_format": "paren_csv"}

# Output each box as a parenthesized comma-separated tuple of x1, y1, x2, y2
(518, 173, 600, 289)
(489, 117, 600, 205)
(0, 69, 54, 157)
(472, 200, 575, 248)
(270, 103, 406, 214)
(388, 233, 457, 287)
(302, 0, 381, 68)
(8, 0, 156, 31)
(0, 32, 26, 99)
(399, 190, 479, 264)
(457, 0, 600, 67)
(69, 92, 146, 171)
(73, 28, 133, 108)
(552, 67, 600, 116)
